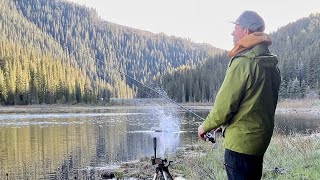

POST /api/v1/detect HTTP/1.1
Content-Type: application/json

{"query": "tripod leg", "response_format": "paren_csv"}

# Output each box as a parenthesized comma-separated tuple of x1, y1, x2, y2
(153, 171, 168, 180)
(162, 171, 173, 180)
(152, 172, 158, 180)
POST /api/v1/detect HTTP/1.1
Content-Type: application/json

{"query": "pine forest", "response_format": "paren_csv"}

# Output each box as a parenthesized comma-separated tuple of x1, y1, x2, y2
(0, 0, 319, 105)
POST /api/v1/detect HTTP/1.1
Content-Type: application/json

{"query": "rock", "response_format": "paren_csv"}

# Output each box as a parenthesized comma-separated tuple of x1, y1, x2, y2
(101, 172, 116, 179)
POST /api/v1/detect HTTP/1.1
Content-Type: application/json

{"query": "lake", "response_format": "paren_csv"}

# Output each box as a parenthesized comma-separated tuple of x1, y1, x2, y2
(0, 106, 319, 179)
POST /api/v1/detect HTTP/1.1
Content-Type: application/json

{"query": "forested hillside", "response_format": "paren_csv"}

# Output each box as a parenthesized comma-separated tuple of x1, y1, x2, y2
(0, 0, 223, 105)
(156, 53, 228, 102)
(2, 0, 317, 105)
(270, 13, 320, 99)
(159, 13, 320, 102)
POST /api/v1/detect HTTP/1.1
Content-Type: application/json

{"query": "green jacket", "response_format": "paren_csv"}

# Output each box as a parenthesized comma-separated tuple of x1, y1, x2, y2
(202, 43, 281, 155)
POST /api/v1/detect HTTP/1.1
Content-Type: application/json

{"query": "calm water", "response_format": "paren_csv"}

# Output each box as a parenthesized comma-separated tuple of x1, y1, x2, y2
(0, 107, 319, 179)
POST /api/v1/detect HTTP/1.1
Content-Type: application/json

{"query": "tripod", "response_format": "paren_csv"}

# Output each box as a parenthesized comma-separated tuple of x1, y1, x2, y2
(151, 137, 174, 180)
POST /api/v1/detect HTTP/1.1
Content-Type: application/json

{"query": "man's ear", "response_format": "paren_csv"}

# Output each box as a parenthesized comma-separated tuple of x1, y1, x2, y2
(245, 28, 254, 35)
(245, 28, 251, 35)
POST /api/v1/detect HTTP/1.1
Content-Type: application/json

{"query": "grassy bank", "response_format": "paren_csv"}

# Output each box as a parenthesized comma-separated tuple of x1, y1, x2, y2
(106, 131, 320, 179)
(172, 132, 320, 180)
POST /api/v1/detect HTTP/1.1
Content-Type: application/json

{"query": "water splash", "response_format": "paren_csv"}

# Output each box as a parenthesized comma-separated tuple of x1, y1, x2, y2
(149, 105, 180, 155)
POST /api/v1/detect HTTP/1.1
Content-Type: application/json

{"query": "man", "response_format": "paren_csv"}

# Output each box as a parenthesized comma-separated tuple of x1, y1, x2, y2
(198, 11, 281, 180)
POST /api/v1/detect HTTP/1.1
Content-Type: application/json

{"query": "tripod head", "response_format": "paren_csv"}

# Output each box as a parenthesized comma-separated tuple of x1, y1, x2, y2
(151, 137, 172, 166)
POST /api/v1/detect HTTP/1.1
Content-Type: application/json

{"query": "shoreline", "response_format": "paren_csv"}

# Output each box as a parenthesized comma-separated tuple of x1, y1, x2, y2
(0, 99, 319, 114)
(97, 132, 320, 179)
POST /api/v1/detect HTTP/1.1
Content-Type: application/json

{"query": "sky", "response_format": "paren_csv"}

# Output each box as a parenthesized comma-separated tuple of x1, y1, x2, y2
(68, 0, 320, 50)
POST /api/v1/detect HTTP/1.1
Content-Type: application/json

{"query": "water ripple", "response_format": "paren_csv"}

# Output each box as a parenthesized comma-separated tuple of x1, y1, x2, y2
(0, 113, 145, 120)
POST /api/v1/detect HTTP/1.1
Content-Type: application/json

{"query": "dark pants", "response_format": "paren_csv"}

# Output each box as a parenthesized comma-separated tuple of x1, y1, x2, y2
(224, 149, 263, 180)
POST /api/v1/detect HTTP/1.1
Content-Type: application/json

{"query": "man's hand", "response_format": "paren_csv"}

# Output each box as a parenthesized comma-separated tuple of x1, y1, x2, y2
(198, 125, 206, 141)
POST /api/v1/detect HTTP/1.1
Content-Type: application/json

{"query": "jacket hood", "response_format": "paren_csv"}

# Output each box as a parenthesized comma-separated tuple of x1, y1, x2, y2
(242, 43, 279, 68)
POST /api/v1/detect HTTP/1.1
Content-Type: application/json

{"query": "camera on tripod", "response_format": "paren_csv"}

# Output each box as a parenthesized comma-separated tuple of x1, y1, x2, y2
(151, 137, 173, 180)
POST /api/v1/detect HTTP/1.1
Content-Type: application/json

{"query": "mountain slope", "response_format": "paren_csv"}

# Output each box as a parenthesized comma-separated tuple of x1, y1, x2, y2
(0, 0, 224, 104)
(0, 0, 115, 104)
(12, 0, 223, 88)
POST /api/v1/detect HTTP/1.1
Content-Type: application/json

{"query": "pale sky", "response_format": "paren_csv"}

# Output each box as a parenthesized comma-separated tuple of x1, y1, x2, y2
(68, 0, 320, 50)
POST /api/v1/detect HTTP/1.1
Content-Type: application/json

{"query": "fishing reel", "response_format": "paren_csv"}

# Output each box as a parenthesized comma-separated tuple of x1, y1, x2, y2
(204, 132, 216, 143)
(204, 127, 221, 143)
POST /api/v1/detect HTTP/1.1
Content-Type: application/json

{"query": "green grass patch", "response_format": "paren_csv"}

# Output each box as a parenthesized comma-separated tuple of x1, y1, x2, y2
(175, 133, 320, 180)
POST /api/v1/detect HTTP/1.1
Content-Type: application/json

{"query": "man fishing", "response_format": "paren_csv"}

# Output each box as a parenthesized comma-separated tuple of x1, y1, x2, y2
(198, 10, 281, 179)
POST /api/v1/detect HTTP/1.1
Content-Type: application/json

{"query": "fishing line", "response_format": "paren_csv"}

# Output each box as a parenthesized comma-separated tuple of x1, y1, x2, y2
(109, 65, 205, 121)
(0, 17, 206, 121)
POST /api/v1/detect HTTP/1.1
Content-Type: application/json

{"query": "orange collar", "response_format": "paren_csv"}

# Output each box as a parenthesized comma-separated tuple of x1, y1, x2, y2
(228, 32, 272, 57)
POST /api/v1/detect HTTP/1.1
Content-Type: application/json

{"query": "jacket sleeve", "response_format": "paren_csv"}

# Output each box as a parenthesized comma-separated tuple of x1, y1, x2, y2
(201, 58, 250, 132)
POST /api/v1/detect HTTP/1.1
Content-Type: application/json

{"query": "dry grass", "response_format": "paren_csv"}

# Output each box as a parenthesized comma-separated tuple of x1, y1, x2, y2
(277, 99, 320, 109)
